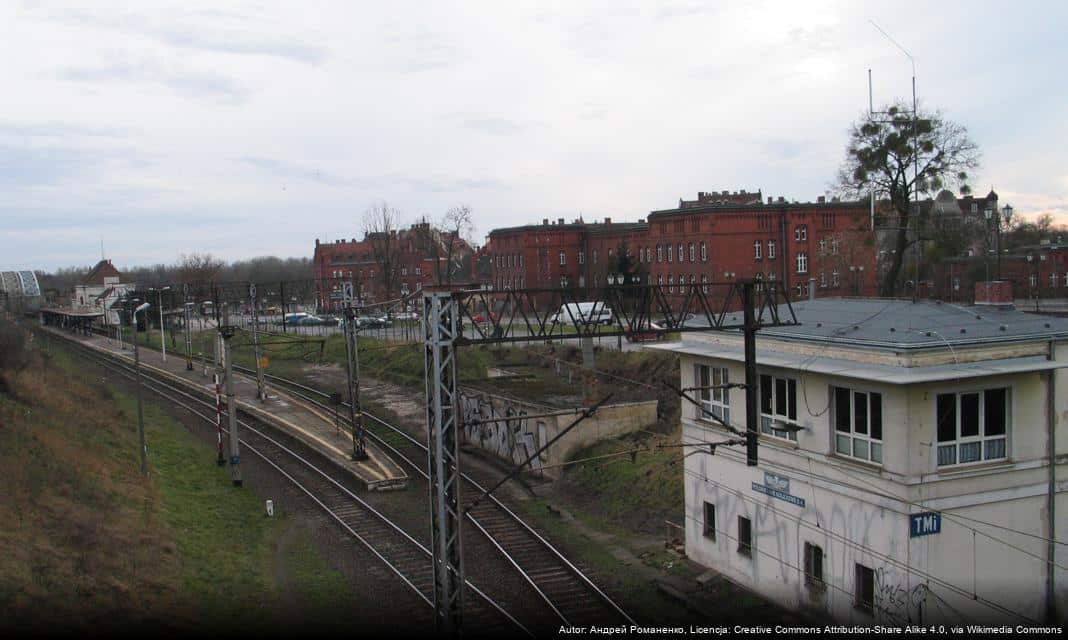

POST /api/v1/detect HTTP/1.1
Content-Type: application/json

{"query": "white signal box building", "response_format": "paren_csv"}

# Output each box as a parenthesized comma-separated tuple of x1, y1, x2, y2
(651, 297, 1067, 625)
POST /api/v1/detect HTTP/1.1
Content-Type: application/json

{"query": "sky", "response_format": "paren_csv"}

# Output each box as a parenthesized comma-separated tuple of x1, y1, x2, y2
(2, 0, 1066, 272)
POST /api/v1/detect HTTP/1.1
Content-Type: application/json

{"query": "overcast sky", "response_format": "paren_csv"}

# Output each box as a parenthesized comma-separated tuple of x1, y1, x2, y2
(2, 1, 1065, 271)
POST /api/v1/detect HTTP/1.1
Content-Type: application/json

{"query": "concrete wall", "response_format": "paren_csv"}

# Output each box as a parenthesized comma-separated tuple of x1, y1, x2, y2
(459, 390, 657, 479)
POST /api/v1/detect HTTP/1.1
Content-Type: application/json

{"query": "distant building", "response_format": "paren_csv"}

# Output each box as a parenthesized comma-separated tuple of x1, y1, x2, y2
(71, 259, 131, 324)
(312, 221, 474, 310)
(487, 190, 879, 300)
(652, 295, 1067, 625)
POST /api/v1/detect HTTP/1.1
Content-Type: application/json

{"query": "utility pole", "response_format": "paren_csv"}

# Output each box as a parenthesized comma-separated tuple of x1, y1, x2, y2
(184, 293, 194, 371)
(220, 303, 242, 486)
(133, 302, 151, 475)
(214, 371, 225, 466)
(250, 283, 267, 401)
(742, 281, 759, 467)
(423, 288, 464, 635)
(341, 282, 367, 461)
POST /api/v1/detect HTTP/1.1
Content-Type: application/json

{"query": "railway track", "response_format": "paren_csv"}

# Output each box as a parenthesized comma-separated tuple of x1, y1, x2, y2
(57, 335, 530, 636)
(233, 364, 634, 629)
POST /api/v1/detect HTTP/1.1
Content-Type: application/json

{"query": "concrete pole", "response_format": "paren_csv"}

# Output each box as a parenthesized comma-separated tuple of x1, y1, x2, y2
(134, 309, 148, 476)
(158, 289, 167, 362)
(250, 284, 266, 402)
(343, 309, 368, 460)
(743, 281, 759, 467)
(220, 303, 242, 486)
(184, 302, 194, 370)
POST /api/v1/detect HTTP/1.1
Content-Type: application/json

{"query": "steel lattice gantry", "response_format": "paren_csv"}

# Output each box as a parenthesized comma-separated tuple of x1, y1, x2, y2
(422, 289, 465, 634)
(421, 281, 797, 634)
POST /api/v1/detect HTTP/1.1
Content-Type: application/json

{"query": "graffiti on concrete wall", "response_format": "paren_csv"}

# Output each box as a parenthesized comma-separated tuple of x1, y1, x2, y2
(874, 566, 931, 624)
(460, 393, 545, 472)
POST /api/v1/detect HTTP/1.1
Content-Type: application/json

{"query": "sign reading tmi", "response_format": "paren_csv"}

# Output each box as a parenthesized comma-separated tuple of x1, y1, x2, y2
(909, 512, 942, 538)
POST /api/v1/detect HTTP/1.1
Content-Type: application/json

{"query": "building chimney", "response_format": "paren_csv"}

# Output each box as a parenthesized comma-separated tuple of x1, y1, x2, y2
(604, 217, 612, 224)
(558, 218, 565, 225)
(975, 281, 1013, 307)
(315, 238, 320, 246)
(543, 218, 549, 225)
(778, 196, 785, 203)
(767, 197, 773, 204)
(817, 196, 826, 204)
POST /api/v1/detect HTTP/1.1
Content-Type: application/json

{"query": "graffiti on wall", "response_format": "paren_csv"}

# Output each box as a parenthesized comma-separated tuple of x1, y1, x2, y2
(460, 392, 546, 472)
(874, 566, 932, 624)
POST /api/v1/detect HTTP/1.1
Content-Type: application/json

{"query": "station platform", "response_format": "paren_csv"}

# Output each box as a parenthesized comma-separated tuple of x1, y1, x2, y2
(51, 327, 409, 491)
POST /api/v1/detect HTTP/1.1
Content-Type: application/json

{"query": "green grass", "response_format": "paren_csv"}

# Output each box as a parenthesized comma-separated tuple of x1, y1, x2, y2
(1, 326, 358, 631)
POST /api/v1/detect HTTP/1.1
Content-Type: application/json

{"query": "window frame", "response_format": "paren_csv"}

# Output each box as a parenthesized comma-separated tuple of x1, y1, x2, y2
(754, 240, 762, 260)
(703, 502, 716, 540)
(935, 387, 1010, 467)
(559, 251, 566, 266)
(694, 364, 730, 425)
(804, 542, 825, 590)
(855, 563, 875, 614)
(796, 252, 808, 274)
(737, 516, 752, 556)
(768, 239, 776, 260)
(833, 386, 884, 464)
(759, 373, 799, 441)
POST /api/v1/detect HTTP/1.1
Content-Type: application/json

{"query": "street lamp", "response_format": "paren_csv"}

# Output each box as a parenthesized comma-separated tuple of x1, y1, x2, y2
(985, 205, 1004, 281)
(133, 301, 151, 475)
(149, 287, 171, 361)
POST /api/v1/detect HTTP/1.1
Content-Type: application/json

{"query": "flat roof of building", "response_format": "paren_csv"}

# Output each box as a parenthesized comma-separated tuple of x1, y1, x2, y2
(683, 297, 1068, 350)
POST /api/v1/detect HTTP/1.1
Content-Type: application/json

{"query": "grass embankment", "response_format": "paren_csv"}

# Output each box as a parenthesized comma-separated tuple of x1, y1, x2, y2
(0, 320, 355, 633)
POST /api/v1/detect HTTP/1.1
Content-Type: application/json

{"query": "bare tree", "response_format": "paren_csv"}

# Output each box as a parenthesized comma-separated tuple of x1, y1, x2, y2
(439, 205, 474, 285)
(837, 102, 980, 296)
(178, 252, 224, 284)
(364, 201, 403, 301)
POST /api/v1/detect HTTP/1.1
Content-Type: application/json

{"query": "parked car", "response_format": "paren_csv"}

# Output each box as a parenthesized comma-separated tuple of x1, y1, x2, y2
(549, 301, 614, 326)
(472, 311, 499, 323)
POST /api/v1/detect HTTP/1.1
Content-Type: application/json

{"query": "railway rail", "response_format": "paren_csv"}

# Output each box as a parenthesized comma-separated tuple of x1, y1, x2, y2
(56, 334, 530, 636)
(233, 364, 635, 629)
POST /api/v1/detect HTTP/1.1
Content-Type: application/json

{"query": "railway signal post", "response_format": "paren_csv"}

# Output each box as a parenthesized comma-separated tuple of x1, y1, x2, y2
(250, 282, 267, 401)
(341, 282, 368, 461)
(220, 303, 242, 487)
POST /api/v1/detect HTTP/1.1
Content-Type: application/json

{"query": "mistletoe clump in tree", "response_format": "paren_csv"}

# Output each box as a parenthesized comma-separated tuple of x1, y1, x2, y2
(837, 101, 980, 296)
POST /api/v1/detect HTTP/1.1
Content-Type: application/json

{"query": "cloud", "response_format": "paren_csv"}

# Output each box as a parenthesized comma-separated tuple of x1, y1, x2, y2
(34, 8, 328, 65)
(241, 157, 353, 187)
(58, 61, 248, 103)
(0, 145, 86, 186)
(0, 121, 131, 139)
(461, 118, 528, 136)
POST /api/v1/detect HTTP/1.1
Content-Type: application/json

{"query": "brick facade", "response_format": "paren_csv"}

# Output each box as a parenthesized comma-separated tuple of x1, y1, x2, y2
(487, 192, 879, 302)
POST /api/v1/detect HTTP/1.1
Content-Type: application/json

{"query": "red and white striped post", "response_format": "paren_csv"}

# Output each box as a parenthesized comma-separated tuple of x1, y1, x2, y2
(214, 373, 225, 466)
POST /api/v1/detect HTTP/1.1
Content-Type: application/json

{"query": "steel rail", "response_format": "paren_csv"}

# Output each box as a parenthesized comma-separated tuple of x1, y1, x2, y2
(58, 336, 531, 635)
(235, 365, 635, 626)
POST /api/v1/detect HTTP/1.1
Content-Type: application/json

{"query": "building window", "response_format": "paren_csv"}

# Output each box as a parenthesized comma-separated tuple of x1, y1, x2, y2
(1052, 272, 1058, 288)
(700, 241, 707, 262)
(760, 374, 798, 441)
(695, 364, 730, 424)
(796, 252, 808, 274)
(832, 269, 840, 287)
(678, 243, 685, 263)
(834, 387, 883, 463)
(401, 267, 408, 276)
(768, 240, 776, 260)
(668, 275, 674, 293)
(1064, 272, 1068, 287)
(1030, 273, 1038, 288)
(703, 502, 716, 540)
(560, 276, 568, 288)
(657, 274, 663, 287)
(667, 244, 673, 263)
(737, 516, 752, 556)
(689, 242, 696, 262)
(754, 240, 762, 260)
(701, 274, 709, 293)
(854, 564, 875, 614)
(831, 237, 840, 255)
(653, 245, 660, 263)
(795, 225, 807, 241)
(936, 388, 1008, 466)
(818, 238, 827, 255)
(415, 266, 421, 276)
(804, 543, 824, 590)
(578, 251, 585, 265)
(819, 271, 827, 288)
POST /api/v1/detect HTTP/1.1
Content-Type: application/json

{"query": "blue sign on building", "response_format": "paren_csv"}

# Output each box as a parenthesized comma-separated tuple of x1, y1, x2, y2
(752, 471, 806, 508)
(910, 512, 942, 537)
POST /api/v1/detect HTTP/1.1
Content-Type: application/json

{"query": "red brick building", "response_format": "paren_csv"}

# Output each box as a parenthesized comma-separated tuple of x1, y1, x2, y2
(313, 221, 473, 310)
(487, 191, 879, 302)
